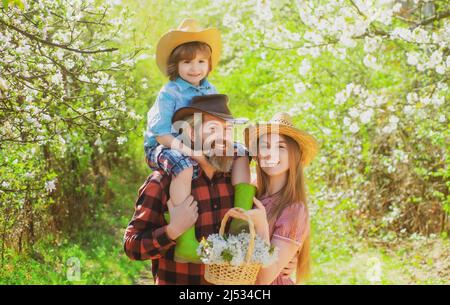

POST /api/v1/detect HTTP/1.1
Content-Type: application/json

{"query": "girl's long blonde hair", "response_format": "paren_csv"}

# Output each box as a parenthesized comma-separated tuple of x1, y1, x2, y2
(256, 135, 311, 284)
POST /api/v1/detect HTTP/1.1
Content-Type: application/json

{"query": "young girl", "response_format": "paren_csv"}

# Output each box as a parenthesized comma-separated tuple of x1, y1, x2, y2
(240, 112, 319, 284)
(144, 19, 255, 263)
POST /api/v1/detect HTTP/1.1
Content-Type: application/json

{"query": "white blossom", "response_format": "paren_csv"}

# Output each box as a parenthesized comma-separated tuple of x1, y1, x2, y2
(391, 27, 411, 41)
(329, 110, 336, 119)
(392, 3, 402, 13)
(343, 117, 351, 126)
(117, 136, 127, 145)
(382, 123, 397, 134)
(335, 90, 348, 105)
(45, 179, 57, 193)
(51, 71, 63, 85)
(428, 50, 442, 68)
(407, 92, 418, 104)
(0, 78, 8, 90)
(349, 122, 360, 133)
(360, 109, 374, 124)
(403, 105, 414, 116)
(389, 115, 399, 124)
(298, 59, 311, 75)
(363, 54, 380, 70)
(431, 95, 444, 107)
(364, 36, 381, 53)
(1, 181, 10, 188)
(411, 27, 429, 44)
(349, 107, 360, 118)
(94, 136, 103, 146)
(198, 232, 278, 267)
(339, 35, 356, 48)
(435, 65, 445, 74)
(304, 31, 323, 45)
(294, 82, 306, 94)
(421, 96, 431, 105)
(407, 52, 419, 66)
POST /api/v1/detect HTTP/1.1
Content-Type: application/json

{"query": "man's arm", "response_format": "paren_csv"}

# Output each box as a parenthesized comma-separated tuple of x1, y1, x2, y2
(123, 178, 176, 261)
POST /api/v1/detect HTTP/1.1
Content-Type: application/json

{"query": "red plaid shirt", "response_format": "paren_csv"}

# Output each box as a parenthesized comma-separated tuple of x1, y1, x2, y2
(123, 167, 235, 285)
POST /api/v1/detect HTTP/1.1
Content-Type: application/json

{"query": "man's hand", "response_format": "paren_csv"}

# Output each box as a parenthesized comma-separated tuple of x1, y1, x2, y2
(166, 195, 198, 240)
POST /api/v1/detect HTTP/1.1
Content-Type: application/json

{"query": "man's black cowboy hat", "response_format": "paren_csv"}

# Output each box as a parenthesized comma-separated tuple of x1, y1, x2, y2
(172, 94, 248, 124)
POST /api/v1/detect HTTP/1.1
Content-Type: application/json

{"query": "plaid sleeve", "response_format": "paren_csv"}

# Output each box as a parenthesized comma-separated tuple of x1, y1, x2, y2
(123, 175, 175, 260)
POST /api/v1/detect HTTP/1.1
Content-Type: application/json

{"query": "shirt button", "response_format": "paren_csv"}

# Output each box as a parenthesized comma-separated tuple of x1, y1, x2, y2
(213, 204, 218, 209)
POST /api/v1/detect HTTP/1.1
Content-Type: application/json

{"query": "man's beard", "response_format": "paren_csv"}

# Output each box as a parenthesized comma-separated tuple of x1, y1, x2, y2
(205, 154, 234, 173)
(202, 139, 234, 173)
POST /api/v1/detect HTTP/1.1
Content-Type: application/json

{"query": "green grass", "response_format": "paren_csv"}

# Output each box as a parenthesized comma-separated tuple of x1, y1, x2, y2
(304, 198, 449, 285)
(307, 236, 449, 285)
(0, 232, 147, 285)
(308, 239, 410, 284)
(0, 166, 150, 285)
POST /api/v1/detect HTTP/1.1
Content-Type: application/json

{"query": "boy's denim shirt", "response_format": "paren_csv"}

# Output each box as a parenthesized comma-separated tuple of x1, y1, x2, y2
(144, 77, 217, 150)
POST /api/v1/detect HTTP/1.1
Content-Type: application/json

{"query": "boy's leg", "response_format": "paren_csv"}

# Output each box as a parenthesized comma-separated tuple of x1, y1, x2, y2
(164, 206, 200, 263)
(157, 148, 201, 263)
(231, 156, 251, 186)
(170, 167, 193, 206)
(145, 145, 165, 171)
(231, 142, 252, 186)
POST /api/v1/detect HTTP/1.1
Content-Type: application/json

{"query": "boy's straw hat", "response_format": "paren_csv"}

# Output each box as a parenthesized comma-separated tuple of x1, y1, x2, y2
(156, 18, 221, 75)
(244, 112, 319, 167)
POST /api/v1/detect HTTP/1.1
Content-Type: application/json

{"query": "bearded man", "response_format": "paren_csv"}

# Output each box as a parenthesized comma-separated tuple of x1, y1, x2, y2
(123, 94, 252, 285)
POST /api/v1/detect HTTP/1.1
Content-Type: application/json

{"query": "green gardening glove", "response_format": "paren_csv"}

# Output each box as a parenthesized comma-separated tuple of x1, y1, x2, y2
(229, 183, 257, 234)
(164, 212, 201, 264)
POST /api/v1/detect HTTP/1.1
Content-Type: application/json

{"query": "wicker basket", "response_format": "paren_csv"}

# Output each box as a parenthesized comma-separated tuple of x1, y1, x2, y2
(204, 208, 261, 285)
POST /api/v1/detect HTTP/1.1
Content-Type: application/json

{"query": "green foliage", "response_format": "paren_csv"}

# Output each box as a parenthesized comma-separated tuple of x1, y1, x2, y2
(0, 230, 147, 284)
(2, 0, 23, 9)
(0, 164, 149, 284)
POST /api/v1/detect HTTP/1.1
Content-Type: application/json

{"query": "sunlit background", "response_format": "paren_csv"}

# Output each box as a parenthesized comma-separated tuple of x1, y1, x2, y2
(0, 0, 448, 284)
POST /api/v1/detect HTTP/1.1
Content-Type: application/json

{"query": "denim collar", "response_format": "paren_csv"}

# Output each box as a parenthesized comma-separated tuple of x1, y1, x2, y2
(174, 77, 211, 91)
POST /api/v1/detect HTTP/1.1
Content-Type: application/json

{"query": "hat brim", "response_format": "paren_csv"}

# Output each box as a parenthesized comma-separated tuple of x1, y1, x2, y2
(172, 107, 243, 125)
(156, 28, 221, 75)
(244, 123, 319, 167)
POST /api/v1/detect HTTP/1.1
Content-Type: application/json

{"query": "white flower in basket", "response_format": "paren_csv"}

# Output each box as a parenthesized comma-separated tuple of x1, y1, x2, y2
(197, 208, 278, 285)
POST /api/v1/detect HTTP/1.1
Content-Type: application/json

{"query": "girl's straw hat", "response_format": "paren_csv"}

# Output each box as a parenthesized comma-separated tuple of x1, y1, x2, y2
(156, 18, 221, 75)
(244, 112, 319, 167)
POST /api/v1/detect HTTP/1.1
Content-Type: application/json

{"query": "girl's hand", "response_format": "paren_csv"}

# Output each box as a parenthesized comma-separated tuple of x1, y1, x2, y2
(245, 197, 270, 243)
(245, 197, 267, 226)
(281, 256, 297, 276)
